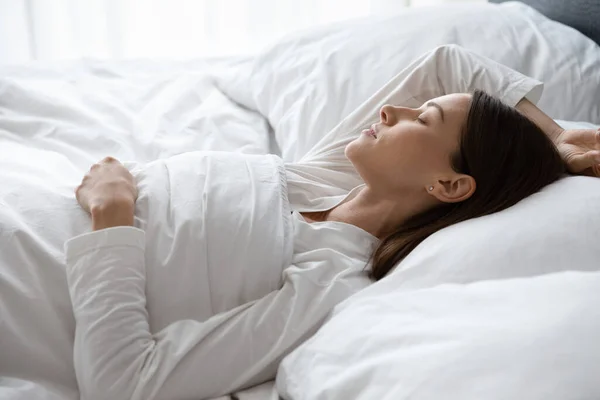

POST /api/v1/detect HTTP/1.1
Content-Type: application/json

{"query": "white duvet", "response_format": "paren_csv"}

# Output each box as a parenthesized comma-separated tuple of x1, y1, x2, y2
(0, 59, 284, 400)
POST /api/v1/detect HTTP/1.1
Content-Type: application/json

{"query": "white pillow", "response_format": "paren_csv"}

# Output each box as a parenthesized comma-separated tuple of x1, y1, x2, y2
(556, 119, 600, 130)
(358, 176, 600, 293)
(277, 175, 600, 398)
(216, 2, 600, 161)
(277, 271, 600, 400)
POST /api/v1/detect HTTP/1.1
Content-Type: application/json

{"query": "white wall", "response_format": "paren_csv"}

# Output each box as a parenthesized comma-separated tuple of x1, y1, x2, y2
(0, 0, 489, 64)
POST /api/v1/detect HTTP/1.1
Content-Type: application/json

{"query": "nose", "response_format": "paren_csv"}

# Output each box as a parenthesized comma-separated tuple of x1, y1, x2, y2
(379, 104, 416, 126)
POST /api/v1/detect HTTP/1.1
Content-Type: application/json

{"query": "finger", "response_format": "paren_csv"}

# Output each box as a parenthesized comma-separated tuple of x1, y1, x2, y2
(74, 184, 81, 203)
(568, 151, 600, 173)
(101, 156, 118, 164)
(582, 164, 600, 178)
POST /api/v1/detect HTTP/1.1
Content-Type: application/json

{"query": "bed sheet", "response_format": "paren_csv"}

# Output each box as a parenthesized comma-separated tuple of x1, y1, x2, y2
(212, 381, 280, 400)
(0, 56, 280, 400)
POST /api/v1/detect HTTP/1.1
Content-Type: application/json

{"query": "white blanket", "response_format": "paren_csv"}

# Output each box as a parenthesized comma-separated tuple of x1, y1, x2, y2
(0, 58, 285, 400)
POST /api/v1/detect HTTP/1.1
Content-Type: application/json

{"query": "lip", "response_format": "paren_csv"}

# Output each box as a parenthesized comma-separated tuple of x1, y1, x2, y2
(370, 124, 378, 138)
(362, 126, 377, 138)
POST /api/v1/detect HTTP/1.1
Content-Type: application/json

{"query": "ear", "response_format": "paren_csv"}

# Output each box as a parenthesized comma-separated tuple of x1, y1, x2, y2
(428, 174, 476, 203)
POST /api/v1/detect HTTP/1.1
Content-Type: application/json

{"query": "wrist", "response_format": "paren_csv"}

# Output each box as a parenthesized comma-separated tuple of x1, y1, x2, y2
(550, 126, 566, 144)
(516, 98, 564, 143)
(91, 200, 135, 231)
(548, 128, 565, 144)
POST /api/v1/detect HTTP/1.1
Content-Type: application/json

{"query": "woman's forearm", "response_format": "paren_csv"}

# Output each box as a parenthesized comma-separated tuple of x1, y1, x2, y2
(516, 98, 564, 143)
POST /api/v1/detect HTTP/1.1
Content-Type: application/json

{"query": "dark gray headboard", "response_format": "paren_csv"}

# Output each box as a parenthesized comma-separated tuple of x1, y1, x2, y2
(490, 0, 600, 46)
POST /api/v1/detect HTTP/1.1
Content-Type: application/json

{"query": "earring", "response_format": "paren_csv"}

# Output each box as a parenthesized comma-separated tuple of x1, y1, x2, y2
(428, 186, 434, 191)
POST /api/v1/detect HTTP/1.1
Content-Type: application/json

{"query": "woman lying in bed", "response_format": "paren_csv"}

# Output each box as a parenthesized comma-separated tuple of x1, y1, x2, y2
(66, 45, 599, 399)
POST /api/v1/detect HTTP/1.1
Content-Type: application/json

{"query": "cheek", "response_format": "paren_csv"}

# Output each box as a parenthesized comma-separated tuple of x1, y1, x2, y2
(345, 131, 449, 187)
(380, 134, 448, 178)
(383, 133, 431, 166)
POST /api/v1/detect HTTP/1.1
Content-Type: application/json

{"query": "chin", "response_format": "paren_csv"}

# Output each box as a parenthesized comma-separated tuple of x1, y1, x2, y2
(344, 142, 371, 181)
(345, 139, 372, 172)
(344, 139, 362, 162)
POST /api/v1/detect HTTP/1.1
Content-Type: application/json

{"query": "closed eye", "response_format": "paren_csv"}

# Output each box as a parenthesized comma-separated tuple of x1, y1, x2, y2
(417, 117, 426, 124)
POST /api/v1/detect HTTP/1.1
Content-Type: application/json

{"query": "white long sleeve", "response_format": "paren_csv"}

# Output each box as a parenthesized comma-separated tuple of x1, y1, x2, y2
(65, 224, 372, 400)
(286, 44, 544, 202)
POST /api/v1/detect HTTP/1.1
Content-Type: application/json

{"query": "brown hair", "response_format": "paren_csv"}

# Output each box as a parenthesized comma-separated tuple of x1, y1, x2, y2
(368, 89, 566, 281)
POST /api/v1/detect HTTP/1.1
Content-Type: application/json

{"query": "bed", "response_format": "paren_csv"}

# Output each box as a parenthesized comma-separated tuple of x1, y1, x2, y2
(0, 1, 599, 399)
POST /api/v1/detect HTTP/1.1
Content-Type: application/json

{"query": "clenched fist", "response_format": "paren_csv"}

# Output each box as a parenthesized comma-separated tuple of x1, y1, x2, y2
(75, 156, 138, 230)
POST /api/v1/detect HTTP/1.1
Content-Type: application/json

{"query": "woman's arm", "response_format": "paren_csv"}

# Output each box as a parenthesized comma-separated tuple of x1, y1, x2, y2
(69, 164, 368, 400)
(301, 44, 544, 164)
(516, 98, 564, 142)
(65, 224, 366, 400)
(296, 44, 599, 181)
(91, 201, 135, 230)
(516, 98, 600, 175)
(292, 44, 545, 192)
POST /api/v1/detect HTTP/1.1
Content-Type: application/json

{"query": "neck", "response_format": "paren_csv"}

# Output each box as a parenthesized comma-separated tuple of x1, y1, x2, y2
(327, 186, 435, 239)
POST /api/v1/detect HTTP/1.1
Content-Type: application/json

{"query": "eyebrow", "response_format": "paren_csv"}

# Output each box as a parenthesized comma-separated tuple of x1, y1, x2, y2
(426, 101, 445, 122)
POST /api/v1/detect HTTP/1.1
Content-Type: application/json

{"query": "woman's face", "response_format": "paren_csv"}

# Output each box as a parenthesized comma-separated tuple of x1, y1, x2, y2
(345, 93, 472, 197)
